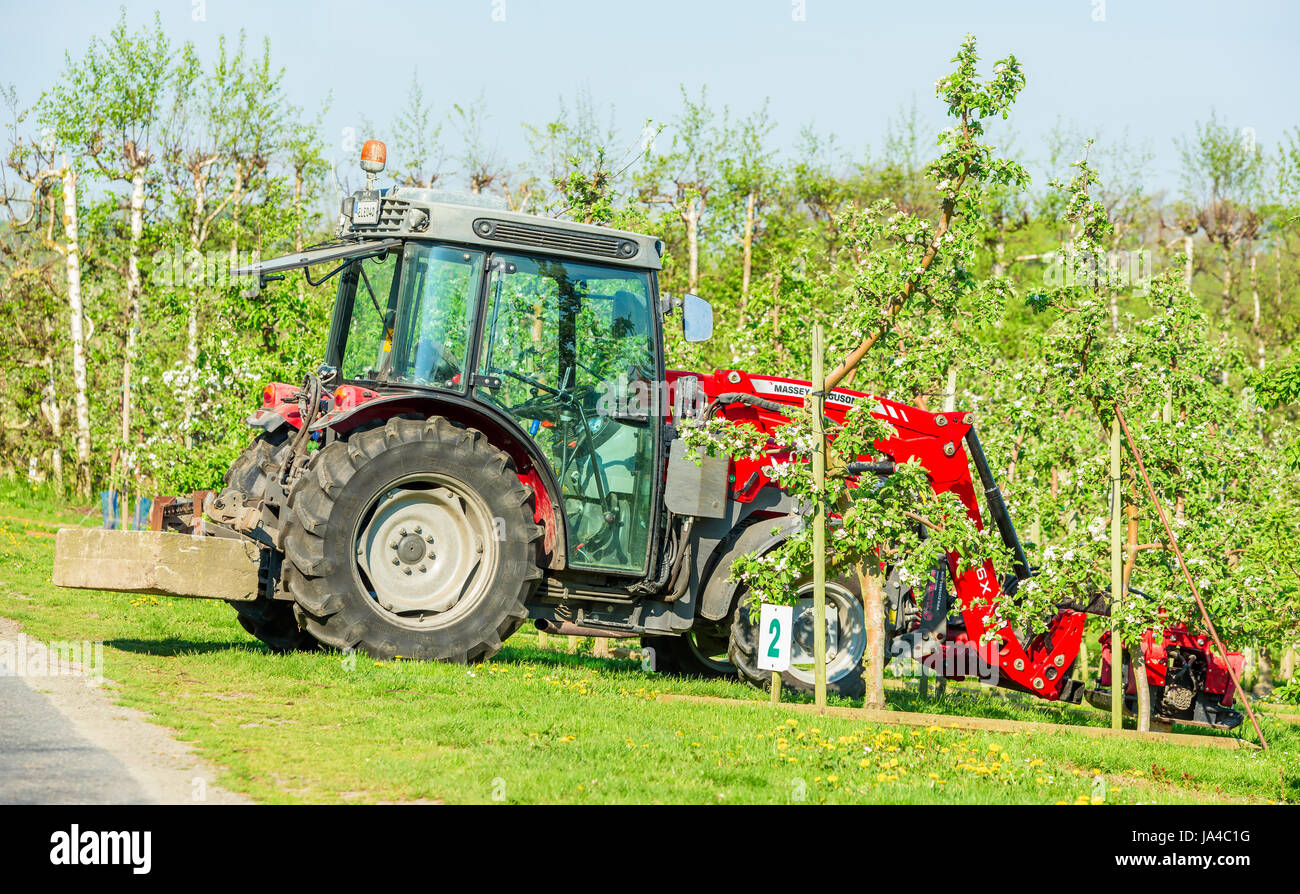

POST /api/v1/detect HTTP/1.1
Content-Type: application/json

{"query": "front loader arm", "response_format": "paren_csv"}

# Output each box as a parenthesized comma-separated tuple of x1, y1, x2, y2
(688, 368, 1088, 702)
(869, 402, 1084, 700)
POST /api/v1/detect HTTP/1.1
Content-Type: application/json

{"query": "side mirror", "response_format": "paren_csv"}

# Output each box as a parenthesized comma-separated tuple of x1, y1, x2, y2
(681, 293, 713, 343)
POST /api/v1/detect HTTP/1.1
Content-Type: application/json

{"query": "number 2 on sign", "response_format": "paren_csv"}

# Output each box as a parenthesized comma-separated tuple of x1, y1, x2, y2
(758, 603, 792, 672)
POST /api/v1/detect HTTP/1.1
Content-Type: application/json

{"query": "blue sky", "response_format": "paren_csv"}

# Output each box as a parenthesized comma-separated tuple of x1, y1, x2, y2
(2, 0, 1296, 195)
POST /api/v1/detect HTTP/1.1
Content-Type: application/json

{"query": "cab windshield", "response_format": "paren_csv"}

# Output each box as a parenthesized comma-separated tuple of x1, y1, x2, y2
(327, 242, 484, 388)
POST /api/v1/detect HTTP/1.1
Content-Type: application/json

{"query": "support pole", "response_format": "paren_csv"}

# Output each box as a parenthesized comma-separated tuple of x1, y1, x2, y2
(770, 671, 782, 703)
(811, 325, 828, 708)
(1110, 416, 1123, 730)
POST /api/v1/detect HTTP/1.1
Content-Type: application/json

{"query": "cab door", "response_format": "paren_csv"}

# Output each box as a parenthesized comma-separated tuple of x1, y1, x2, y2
(473, 251, 659, 575)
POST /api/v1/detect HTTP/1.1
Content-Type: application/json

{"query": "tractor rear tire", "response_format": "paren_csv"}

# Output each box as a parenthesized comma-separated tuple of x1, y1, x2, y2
(219, 431, 318, 653)
(281, 417, 543, 662)
(728, 574, 867, 700)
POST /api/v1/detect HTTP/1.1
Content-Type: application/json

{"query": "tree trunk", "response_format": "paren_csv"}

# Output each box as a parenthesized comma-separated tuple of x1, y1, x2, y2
(1220, 241, 1234, 324)
(1254, 647, 1274, 697)
(1127, 639, 1152, 731)
(1251, 250, 1264, 370)
(40, 356, 64, 496)
(992, 238, 1006, 277)
(739, 191, 755, 326)
(1281, 647, 1296, 683)
(61, 163, 92, 497)
(293, 170, 304, 253)
(1276, 241, 1284, 318)
(294, 168, 305, 306)
(1183, 235, 1194, 292)
(1123, 502, 1151, 731)
(859, 567, 886, 710)
(182, 171, 208, 450)
(769, 273, 784, 366)
(120, 166, 146, 474)
(685, 199, 700, 294)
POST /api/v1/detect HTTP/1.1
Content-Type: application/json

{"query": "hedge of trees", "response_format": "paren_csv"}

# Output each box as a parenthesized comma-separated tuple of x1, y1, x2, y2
(2, 15, 1297, 695)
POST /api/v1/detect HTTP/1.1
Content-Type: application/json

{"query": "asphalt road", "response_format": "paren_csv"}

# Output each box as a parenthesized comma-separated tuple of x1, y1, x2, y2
(0, 658, 150, 804)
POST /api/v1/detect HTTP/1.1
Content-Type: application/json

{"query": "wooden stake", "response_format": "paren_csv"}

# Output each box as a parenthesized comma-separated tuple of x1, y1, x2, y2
(1110, 416, 1124, 731)
(811, 325, 828, 708)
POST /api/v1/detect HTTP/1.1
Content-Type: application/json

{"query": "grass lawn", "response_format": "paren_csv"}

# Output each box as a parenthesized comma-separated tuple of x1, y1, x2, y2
(1, 486, 1295, 805)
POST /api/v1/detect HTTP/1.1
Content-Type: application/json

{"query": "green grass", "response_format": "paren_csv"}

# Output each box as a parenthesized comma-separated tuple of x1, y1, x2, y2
(1, 485, 1295, 804)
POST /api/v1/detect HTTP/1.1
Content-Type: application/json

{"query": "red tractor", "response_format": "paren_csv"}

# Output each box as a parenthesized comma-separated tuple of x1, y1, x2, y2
(55, 140, 1243, 731)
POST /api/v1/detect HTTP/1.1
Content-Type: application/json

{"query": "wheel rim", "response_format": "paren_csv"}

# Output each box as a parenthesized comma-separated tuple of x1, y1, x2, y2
(784, 581, 866, 687)
(353, 472, 498, 627)
(687, 626, 733, 674)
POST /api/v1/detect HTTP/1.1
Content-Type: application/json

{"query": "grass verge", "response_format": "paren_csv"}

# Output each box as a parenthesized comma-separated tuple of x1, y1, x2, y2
(1, 487, 1293, 804)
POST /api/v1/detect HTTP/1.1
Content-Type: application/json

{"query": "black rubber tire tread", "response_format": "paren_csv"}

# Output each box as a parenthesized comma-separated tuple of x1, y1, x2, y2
(727, 573, 867, 700)
(281, 416, 543, 662)
(219, 431, 318, 653)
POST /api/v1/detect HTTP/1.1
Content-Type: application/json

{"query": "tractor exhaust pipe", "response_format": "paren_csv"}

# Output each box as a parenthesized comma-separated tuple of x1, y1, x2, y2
(534, 620, 636, 639)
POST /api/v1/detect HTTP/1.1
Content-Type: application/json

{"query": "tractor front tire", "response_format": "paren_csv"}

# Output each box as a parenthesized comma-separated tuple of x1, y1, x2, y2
(219, 430, 317, 653)
(281, 417, 543, 662)
(728, 574, 867, 701)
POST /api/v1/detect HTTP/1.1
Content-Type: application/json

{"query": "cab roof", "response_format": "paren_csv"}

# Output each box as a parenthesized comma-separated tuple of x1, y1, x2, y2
(339, 187, 663, 271)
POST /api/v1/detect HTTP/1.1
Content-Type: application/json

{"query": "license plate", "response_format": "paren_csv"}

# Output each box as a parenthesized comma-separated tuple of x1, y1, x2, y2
(353, 198, 380, 225)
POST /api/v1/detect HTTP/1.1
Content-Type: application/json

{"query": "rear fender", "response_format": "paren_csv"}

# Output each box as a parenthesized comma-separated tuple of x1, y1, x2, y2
(314, 391, 567, 570)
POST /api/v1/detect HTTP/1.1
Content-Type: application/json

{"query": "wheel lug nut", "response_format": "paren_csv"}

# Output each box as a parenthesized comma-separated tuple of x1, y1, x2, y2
(392, 557, 400, 565)
(418, 565, 427, 572)
(389, 540, 399, 549)
(399, 528, 407, 536)
(414, 526, 422, 534)
(424, 535, 434, 543)
(403, 567, 412, 575)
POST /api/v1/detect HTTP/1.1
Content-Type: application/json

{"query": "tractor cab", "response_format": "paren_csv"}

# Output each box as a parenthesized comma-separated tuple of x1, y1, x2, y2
(236, 140, 712, 580)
